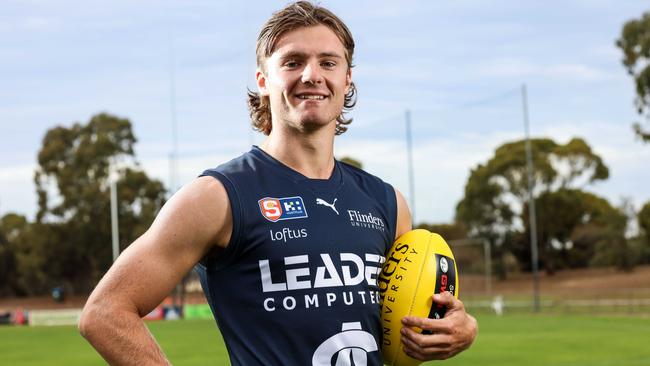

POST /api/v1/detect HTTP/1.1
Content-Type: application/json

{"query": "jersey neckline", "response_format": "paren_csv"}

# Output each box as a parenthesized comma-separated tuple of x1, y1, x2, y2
(249, 145, 343, 195)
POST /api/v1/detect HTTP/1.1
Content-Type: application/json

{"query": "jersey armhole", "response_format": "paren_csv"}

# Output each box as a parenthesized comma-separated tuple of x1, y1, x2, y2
(197, 170, 244, 271)
(385, 183, 398, 248)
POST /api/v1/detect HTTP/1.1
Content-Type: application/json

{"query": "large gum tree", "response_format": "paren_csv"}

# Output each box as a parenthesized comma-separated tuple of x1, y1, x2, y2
(455, 137, 618, 277)
(617, 11, 650, 142)
(33, 113, 166, 293)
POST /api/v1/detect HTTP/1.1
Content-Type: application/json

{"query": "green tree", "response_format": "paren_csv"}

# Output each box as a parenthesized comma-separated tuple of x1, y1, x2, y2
(516, 189, 627, 273)
(637, 201, 650, 263)
(456, 137, 610, 276)
(617, 11, 650, 142)
(0, 213, 52, 296)
(0, 214, 22, 296)
(33, 113, 166, 293)
(638, 201, 650, 236)
(339, 156, 363, 169)
(588, 202, 636, 272)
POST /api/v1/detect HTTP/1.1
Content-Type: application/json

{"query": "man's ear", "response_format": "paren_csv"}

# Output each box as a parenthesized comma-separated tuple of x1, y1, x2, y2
(345, 68, 352, 94)
(256, 69, 269, 96)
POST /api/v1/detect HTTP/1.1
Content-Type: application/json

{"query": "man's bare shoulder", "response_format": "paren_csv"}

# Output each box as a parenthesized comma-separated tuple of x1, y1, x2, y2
(154, 175, 232, 250)
(179, 175, 227, 200)
(394, 188, 412, 239)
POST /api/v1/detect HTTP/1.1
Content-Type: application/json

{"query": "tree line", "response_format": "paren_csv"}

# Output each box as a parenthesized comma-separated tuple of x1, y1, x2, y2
(2, 113, 649, 296)
(419, 138, 650, 279)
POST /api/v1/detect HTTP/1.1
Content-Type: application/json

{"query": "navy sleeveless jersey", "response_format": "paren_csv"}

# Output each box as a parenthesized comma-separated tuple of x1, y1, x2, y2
(196, 146, 397, 366)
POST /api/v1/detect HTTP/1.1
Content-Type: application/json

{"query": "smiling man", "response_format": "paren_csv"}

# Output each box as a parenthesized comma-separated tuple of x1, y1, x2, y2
(258, 24, 351, 132)
(79, 2, 477, 365)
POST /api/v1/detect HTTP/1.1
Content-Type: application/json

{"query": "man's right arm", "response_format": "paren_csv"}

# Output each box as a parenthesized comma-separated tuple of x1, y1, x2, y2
(78, 176, 231, 365)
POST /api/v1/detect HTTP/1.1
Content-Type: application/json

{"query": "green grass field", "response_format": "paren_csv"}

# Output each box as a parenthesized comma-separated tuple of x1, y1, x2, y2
(0, 314, 648, 365)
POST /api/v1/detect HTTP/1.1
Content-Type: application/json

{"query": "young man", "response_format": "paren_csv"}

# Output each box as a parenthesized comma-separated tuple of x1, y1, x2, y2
(79, 2, 477, 365)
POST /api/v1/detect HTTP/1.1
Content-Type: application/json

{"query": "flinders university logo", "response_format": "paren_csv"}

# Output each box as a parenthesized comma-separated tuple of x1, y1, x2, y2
(347, 210, 385, 233)
(312, 322, 378, 366)
(259, 196, 308, 222)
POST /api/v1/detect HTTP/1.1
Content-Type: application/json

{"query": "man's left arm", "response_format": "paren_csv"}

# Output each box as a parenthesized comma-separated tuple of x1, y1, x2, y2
(394, 189, 478, 361)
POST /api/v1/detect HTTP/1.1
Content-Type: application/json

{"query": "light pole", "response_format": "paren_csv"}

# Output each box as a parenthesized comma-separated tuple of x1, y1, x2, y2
(405, 109, 416, 226)
(521, 84, 540, 312)
(168, 22, 179, 195)
(109, 164, 120, 262)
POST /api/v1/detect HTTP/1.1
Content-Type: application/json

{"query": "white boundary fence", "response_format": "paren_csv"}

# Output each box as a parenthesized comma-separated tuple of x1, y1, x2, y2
(28, 309, 82, 326)
(466, 298, 650, 315)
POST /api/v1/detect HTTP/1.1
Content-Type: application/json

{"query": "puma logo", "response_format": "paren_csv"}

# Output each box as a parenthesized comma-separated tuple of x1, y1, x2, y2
(316, 198, 339, 215)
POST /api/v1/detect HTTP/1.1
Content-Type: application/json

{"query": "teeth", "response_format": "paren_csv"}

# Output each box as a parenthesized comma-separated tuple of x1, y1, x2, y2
(298, 95, 325, 100)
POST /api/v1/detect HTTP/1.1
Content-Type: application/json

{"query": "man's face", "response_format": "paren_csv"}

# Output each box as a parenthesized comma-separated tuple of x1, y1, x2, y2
(257, 24, 352, 133)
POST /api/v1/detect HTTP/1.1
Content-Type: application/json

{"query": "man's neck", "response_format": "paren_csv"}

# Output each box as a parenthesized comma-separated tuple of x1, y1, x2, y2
(260, 123, 336, 179)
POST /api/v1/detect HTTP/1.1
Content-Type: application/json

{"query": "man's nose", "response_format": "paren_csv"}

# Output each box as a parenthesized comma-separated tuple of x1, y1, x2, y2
(301, 61, 322, 84)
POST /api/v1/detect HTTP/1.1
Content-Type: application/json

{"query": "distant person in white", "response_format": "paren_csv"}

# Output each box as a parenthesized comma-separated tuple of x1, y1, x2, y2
(491, 295, 504, 316)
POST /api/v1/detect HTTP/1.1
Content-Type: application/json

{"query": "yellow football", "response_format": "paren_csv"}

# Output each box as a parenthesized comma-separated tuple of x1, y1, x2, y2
(378, 229, 459, 366)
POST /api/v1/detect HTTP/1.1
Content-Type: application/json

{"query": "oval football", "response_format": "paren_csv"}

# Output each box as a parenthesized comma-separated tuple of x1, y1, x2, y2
(378, 229, 459, 366)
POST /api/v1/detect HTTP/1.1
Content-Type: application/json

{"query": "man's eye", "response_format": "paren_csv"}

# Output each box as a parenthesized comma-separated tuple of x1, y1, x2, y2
(284, 61, 299, 68)
(322, 61, 336, 68)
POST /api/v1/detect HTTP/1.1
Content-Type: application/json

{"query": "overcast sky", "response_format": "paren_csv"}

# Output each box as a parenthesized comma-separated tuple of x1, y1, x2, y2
(1, 0, 649, 224)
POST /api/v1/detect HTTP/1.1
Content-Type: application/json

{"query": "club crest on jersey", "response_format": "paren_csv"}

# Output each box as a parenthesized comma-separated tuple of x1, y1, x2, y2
(258, 196, 308, 222)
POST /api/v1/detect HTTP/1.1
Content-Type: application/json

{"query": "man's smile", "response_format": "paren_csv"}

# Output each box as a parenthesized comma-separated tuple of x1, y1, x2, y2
(295, 92, 329, 100)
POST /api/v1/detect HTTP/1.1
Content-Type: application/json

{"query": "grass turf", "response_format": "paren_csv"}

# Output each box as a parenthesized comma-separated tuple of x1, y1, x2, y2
(0, 314, 647, 365)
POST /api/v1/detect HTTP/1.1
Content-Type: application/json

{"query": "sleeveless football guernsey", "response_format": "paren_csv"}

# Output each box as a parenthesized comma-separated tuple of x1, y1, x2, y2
(196, 146, 397, 366)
